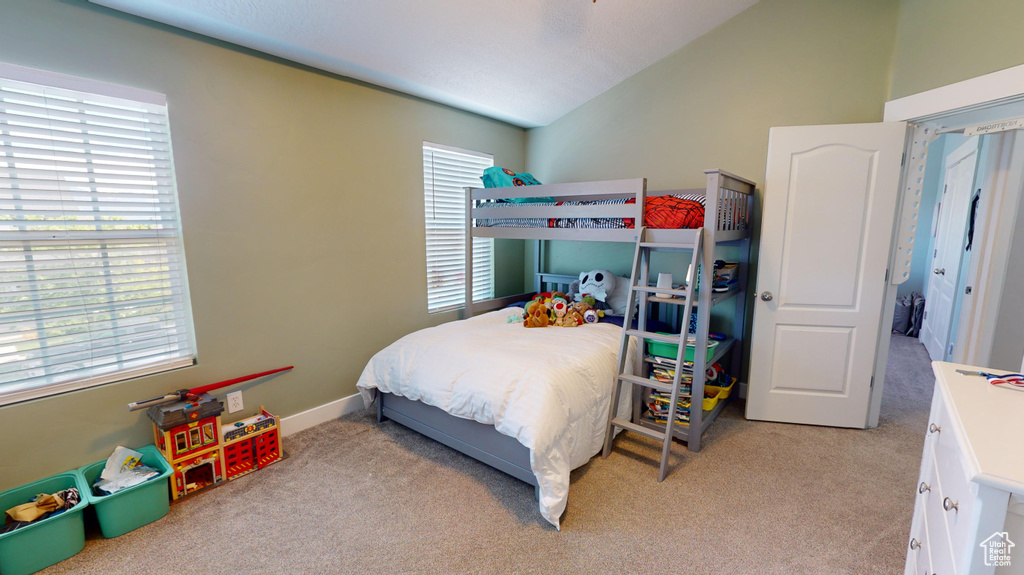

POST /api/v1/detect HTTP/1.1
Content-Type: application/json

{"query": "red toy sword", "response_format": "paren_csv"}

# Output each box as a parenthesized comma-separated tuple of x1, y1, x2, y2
(127, 366, 294, 411)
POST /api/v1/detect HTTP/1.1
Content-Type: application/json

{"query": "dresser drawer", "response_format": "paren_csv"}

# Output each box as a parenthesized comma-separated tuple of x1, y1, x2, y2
(927, 445, 959, 573)
(929, 389, 977, 571)
(906, 500, 932, 575)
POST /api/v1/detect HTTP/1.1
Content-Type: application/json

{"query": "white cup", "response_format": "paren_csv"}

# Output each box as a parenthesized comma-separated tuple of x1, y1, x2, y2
(656, 273, 673, 298)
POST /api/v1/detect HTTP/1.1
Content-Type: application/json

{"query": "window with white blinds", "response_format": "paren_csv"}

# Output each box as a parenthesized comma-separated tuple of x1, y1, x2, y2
(423, 142, 494, 313)
(0, 64, 195, 406)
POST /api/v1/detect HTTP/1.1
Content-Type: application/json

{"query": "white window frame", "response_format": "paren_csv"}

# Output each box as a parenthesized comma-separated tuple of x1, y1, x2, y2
(423, 142, 494, 313)
(0, 63, 197, 406)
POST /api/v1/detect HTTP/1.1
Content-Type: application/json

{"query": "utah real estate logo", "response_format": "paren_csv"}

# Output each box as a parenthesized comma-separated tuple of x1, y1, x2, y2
(980, 531, 1015, 568)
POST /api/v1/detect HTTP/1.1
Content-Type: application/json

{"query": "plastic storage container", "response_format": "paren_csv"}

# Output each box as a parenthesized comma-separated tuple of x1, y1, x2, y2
(78, 445, 173, 538)
(705, 377, 737, 400)
(701, 389, 720, 411)
(647, 336, 718, 363)
(0, 471, 90, 575)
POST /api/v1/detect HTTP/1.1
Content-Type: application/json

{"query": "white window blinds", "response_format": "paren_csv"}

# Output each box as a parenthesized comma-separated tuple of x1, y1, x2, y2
(423, 143, 493, 313)
(0, 65, 195, 406)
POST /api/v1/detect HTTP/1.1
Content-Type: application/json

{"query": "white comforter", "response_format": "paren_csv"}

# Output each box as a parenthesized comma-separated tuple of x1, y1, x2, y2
(356, 309, 635, 528)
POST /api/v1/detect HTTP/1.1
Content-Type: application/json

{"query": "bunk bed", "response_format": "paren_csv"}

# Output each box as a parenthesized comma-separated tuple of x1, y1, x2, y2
(357, 169, 756, 528)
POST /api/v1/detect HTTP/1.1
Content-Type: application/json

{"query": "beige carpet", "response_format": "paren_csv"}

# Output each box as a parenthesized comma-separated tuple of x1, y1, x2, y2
(44, 335, 932, 574)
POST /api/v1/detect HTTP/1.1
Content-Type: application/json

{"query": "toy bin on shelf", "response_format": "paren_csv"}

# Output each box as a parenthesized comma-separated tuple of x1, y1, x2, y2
(705, 377, 737, 400)
(701, 389, 720, 411)
(0, 471, 90, 575)
(647, 336, 718, 363)
(78, 444, 172, 539)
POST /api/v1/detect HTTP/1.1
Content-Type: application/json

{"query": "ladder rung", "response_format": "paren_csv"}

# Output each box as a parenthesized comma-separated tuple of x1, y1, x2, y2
(625, 329, 683, 344)
(611, 417, 666, 440)
(631, 285, 688, 298)
(639, 242, 695, 251)
(618, 373, 674, 393)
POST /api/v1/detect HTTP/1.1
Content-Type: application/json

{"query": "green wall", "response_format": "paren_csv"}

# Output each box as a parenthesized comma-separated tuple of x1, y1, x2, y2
(0, 0, 526, 490)
(890, 0, 1024, 99)
(525, 0, 900, 348)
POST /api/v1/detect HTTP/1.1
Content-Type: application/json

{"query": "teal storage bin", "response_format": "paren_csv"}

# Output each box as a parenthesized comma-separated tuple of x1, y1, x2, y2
(78, 445, 172, 538)
(0, 471, 89, 575)
(647, 335, 718, 362)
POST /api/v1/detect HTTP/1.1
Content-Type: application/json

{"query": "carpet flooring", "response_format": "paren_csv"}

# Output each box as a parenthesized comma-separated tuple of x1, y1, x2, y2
(44, 335, 933, 574)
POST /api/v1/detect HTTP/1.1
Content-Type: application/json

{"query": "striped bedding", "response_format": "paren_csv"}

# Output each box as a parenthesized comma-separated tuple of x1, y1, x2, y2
(475, 193, 710, 230)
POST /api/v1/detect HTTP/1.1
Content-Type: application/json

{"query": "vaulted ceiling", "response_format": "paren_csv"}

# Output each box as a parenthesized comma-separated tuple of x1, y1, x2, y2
(90, 0, 758, 127)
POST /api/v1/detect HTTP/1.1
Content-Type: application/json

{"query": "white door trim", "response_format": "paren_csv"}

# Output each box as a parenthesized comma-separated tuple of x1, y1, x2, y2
(884, 64, 1024, 122)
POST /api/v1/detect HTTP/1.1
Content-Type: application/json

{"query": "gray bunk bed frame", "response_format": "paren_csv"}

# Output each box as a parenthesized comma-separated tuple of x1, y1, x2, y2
(377, 169, 755, 490)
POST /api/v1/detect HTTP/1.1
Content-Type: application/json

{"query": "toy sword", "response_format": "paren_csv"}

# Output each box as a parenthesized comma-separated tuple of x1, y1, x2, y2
(127, 366, 294, 411)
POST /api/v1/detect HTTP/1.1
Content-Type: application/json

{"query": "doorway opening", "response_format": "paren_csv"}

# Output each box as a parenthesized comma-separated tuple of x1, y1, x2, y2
(879, 96, 1024, 422)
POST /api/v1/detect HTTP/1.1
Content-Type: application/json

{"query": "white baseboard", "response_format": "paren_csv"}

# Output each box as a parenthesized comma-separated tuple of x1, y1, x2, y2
(280, 392, 365, 437)
(739, 382, 748, 400)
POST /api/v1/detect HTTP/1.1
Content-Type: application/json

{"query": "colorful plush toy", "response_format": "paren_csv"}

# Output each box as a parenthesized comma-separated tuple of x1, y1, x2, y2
(523, 297, 551, 328)
(567, 301, 592, 326)
(550, 292, 572, 327)
(569, 269, 631, 315)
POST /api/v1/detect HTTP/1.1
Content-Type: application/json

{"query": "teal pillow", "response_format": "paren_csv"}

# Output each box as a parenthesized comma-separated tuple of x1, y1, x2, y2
(481, 167, 553, 202)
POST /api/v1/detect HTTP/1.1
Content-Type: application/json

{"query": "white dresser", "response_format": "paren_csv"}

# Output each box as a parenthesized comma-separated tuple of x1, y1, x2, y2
(906, 362, 1024, 574)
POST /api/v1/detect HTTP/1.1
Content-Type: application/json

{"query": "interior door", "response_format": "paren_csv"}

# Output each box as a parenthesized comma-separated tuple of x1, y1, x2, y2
(746, 122, 907, 428)
(919, 138, 978, 361)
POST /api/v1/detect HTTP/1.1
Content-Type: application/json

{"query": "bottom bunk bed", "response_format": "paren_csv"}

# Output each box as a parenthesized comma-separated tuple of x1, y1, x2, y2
(357, 298, 636, 529)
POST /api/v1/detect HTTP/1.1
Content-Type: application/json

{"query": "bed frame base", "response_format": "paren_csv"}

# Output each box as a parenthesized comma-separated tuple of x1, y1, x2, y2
(377, 392, 539, 497)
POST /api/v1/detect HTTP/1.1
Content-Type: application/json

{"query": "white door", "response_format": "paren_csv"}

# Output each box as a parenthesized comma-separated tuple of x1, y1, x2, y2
(746, 122, 907, 428)
(919, 137, 978, 361)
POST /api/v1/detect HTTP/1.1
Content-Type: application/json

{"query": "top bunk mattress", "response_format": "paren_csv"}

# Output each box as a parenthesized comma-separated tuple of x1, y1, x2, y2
(476, 193, 709, 230)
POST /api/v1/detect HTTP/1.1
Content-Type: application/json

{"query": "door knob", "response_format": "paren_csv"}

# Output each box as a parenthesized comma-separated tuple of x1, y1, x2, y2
(933, 268, 946, 275)
(760, 291, 773, 302)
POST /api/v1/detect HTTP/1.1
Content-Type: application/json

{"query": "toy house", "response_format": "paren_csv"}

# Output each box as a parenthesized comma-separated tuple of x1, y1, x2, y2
(149, 396, 282, 500)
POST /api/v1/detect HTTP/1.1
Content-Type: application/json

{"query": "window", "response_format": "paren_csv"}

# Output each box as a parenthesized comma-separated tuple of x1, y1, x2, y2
(175, 432, 188, 452)
(423, 142, 494, 313)
(0, 64, 196, 406)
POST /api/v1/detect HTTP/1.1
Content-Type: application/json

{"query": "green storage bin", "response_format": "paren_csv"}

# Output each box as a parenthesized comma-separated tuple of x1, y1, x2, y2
(647, 335, 718, 363)
(0, 471, 89, 575)
(78, 445, 172, 538)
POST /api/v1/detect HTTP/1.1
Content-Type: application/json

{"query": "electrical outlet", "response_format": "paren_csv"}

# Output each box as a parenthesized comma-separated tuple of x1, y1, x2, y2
(226, 391, 243, 414)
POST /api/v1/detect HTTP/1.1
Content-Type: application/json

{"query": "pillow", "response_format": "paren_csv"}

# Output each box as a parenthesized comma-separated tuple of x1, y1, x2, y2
(644, 194, 705, 229)
(480, 167, 554, 202)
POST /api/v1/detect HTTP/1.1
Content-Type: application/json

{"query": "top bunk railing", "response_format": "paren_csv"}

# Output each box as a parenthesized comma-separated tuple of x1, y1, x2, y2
(467, 169, 755, 244)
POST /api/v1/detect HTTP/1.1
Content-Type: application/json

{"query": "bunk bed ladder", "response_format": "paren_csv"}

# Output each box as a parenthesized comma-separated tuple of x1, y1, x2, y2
(602, 227, 704, 482)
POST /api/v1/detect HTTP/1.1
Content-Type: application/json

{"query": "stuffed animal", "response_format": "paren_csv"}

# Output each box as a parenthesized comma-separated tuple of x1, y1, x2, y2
(571, 269, 633, 315)
(550, 293, 572, 327)
(523, 297, 550, 328)
(567, 301, 591, 326)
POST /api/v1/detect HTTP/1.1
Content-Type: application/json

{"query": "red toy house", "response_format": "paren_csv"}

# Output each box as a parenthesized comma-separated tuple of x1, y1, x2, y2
(149, 393, 226, 500)
(221, 408, 281, 480)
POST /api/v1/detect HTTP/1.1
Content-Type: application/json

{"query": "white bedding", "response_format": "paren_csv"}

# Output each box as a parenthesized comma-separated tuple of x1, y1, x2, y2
(356, 308, 635, 528)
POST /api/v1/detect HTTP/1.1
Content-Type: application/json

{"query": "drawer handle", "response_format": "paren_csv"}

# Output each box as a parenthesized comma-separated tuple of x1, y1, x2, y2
(928, 423, 941, 434)
(918, 482, 931, 494)
(909, 537, 921, 550)
(943, 497, 959, 512)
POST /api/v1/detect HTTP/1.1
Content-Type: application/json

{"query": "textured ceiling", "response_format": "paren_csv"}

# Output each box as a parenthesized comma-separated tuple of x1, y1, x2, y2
(89, 0, 758, 127)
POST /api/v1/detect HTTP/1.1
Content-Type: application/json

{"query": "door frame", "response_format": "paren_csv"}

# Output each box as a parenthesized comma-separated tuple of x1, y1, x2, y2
(866, 64, 1024, 426)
